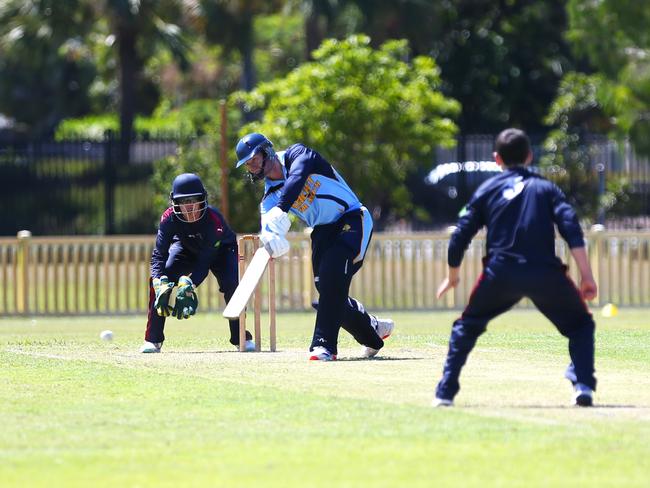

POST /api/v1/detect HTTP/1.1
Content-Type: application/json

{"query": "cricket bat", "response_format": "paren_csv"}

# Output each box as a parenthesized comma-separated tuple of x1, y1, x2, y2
(222, 246, 271, 319)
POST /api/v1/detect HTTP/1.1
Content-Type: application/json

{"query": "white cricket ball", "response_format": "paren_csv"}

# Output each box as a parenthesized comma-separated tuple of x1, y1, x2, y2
(100, 330, 114, 341)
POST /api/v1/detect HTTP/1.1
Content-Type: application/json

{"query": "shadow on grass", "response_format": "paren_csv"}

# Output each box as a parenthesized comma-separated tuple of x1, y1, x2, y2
(461, 404, 645, 409)
(335, 356, 426, 362)
(142, 352, 427, 360)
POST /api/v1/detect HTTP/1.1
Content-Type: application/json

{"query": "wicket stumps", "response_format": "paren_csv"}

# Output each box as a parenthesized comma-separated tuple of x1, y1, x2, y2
(237, 235, 277, 352)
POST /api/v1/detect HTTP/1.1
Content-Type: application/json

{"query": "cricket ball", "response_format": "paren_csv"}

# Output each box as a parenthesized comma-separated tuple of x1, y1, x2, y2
(100, 330, 114, 341)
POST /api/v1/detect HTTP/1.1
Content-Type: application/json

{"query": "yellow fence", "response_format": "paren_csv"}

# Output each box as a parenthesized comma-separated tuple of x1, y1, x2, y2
(1, 231, 649, 316)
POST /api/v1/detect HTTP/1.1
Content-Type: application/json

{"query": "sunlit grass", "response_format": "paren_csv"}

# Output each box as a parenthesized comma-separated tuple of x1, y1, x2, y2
(1, 310, 649, 487)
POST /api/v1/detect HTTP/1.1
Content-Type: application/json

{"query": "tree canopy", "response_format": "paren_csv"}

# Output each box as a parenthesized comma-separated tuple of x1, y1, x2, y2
(231, 35, 459, 226)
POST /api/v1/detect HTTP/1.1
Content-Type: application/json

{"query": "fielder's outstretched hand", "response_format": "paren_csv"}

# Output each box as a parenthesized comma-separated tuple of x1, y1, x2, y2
(153, 276, 175, 316)
(436, 267, 460, 299)
(173, 275, 198, 319)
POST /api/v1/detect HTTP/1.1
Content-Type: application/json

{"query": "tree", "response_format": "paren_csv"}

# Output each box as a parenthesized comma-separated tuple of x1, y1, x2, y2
(348, 0, 576, 133)
(541, 2, 650, 220)
(194, 1, 284, 95)
(0, 0, 97, 134)
(87, 0, 190, 163)
(564, 0, 650, 154)
(231, 35, 460, 227)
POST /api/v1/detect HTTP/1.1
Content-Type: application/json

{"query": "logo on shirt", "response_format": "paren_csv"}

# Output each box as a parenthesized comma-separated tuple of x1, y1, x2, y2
(292, 176, 321, 212)
(502, 177, 525, 200)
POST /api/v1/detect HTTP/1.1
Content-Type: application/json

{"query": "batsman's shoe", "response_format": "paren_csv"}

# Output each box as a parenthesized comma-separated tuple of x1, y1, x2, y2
(573, 383, 594, 407)
(309, 346, 337, 361)
(373, 316, 395, 339)
(234, 339, 256, 352)
(362, 316, 395, 358)
(432, 397, 454, 408)
(140, 341, 162, 353)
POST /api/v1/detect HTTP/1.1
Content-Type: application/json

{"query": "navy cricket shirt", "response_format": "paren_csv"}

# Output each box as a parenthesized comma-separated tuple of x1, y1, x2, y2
(151, 206, 236, 286)
(448, 166, 585, 268)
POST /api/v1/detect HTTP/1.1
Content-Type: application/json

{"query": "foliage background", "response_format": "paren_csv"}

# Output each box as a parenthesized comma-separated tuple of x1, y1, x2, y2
(1, 1, 650, 232)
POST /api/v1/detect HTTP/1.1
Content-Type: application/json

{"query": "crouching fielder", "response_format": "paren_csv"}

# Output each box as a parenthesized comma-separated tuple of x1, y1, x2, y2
(141, 173, 255, 353)
(234, 133, 394, 361)
(434, 128, 597, 407)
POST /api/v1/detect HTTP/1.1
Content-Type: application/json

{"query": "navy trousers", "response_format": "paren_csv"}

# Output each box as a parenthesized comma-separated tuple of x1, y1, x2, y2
(436, 258, 596, 400)
(309, 210, 383, 355)
(145, 242, 250, 345)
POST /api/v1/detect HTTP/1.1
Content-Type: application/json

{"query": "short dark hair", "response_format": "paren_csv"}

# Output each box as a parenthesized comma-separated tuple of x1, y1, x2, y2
(495, 128, 531, 166)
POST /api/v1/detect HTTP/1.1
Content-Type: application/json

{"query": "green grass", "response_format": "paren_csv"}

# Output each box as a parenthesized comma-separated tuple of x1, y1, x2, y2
(1, 310, 649, 487)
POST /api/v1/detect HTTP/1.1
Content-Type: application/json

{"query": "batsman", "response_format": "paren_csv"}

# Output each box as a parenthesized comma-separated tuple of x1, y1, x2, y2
(234, 133, 394, 361)
(140, 173, 255, 353)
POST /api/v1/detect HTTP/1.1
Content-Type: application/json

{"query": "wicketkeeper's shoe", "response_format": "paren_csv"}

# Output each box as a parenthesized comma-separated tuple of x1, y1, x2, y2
(573, 383, 593, 407)
(140, 341, 162, 353)
(309, 346, 337, 361)
(362, 316, 395, 358)
(432, 397, 454, 407)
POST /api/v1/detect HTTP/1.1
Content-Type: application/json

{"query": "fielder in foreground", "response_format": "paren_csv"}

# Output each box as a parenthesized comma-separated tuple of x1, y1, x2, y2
(140, 173, 255, 353)
(434, 128, 598, 407)
(234, 133, 394, 361)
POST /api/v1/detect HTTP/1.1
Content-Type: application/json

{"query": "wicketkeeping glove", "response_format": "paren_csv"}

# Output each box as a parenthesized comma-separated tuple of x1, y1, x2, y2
(173, 275, 198, 319)
(152, 275, 175, 317)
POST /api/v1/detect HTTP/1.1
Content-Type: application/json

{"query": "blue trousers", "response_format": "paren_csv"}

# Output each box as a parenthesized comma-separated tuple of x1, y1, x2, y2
(145, 242, 249, 345)
(309, 209, 383, 355)
(436, 258, 596, 400)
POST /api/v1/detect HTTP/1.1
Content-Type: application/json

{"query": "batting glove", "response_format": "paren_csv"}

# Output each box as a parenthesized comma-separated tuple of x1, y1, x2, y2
(173, 275, 198, 319)
(262, 206, 291, 236)
(152, 275, 175, 317)
(260, 231, 290, 258)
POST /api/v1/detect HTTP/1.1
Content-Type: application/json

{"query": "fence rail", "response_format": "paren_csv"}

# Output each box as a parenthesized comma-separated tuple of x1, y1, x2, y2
(1, 231, 649, 316)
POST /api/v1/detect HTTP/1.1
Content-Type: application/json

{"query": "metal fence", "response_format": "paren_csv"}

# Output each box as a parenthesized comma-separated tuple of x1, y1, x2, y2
(0, 133, 179, 236)
(4, 133, 650, 237)
(1, 231, 648, 317)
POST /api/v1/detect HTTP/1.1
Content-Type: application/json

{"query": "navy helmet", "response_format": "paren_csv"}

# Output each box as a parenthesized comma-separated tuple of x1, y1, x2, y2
(235, 132, 275, 168)
(169, 173, 207, 222)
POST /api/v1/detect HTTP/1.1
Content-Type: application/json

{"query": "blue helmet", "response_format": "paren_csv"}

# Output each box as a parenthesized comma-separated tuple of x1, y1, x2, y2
(169, 173, 207, 222)
(235, 133, 275, 168)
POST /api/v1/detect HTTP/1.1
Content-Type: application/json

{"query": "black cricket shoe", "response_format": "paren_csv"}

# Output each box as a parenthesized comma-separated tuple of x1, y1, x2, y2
(574, 383, 594, 407)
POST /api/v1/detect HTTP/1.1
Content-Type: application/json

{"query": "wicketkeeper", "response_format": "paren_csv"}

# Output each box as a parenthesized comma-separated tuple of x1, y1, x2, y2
(234, 133, 394, 361)
(141, 173, 255, 353)
(434, 128, 598, 407)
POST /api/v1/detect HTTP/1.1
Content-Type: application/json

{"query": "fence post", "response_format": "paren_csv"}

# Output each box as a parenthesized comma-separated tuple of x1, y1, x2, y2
(219, 99, 230, 222)
(104, 130, 116, 235)
(596, 163, 606, 225)
(16, 230, 32, 315)
(456, 134, 468, 209)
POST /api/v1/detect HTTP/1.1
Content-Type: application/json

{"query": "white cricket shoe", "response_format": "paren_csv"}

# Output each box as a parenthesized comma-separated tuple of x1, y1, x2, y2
(362, 316, 395, 358)
(309, 346, 337, 361)
(374, 317, 395, 339)
(140, 341, 162, 353)
(573, 383, 593, 407)
(432, 397, 454, 407)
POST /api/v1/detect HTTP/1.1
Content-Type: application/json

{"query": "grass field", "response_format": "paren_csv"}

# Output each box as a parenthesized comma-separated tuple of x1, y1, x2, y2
(1, 309, 649, 487)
